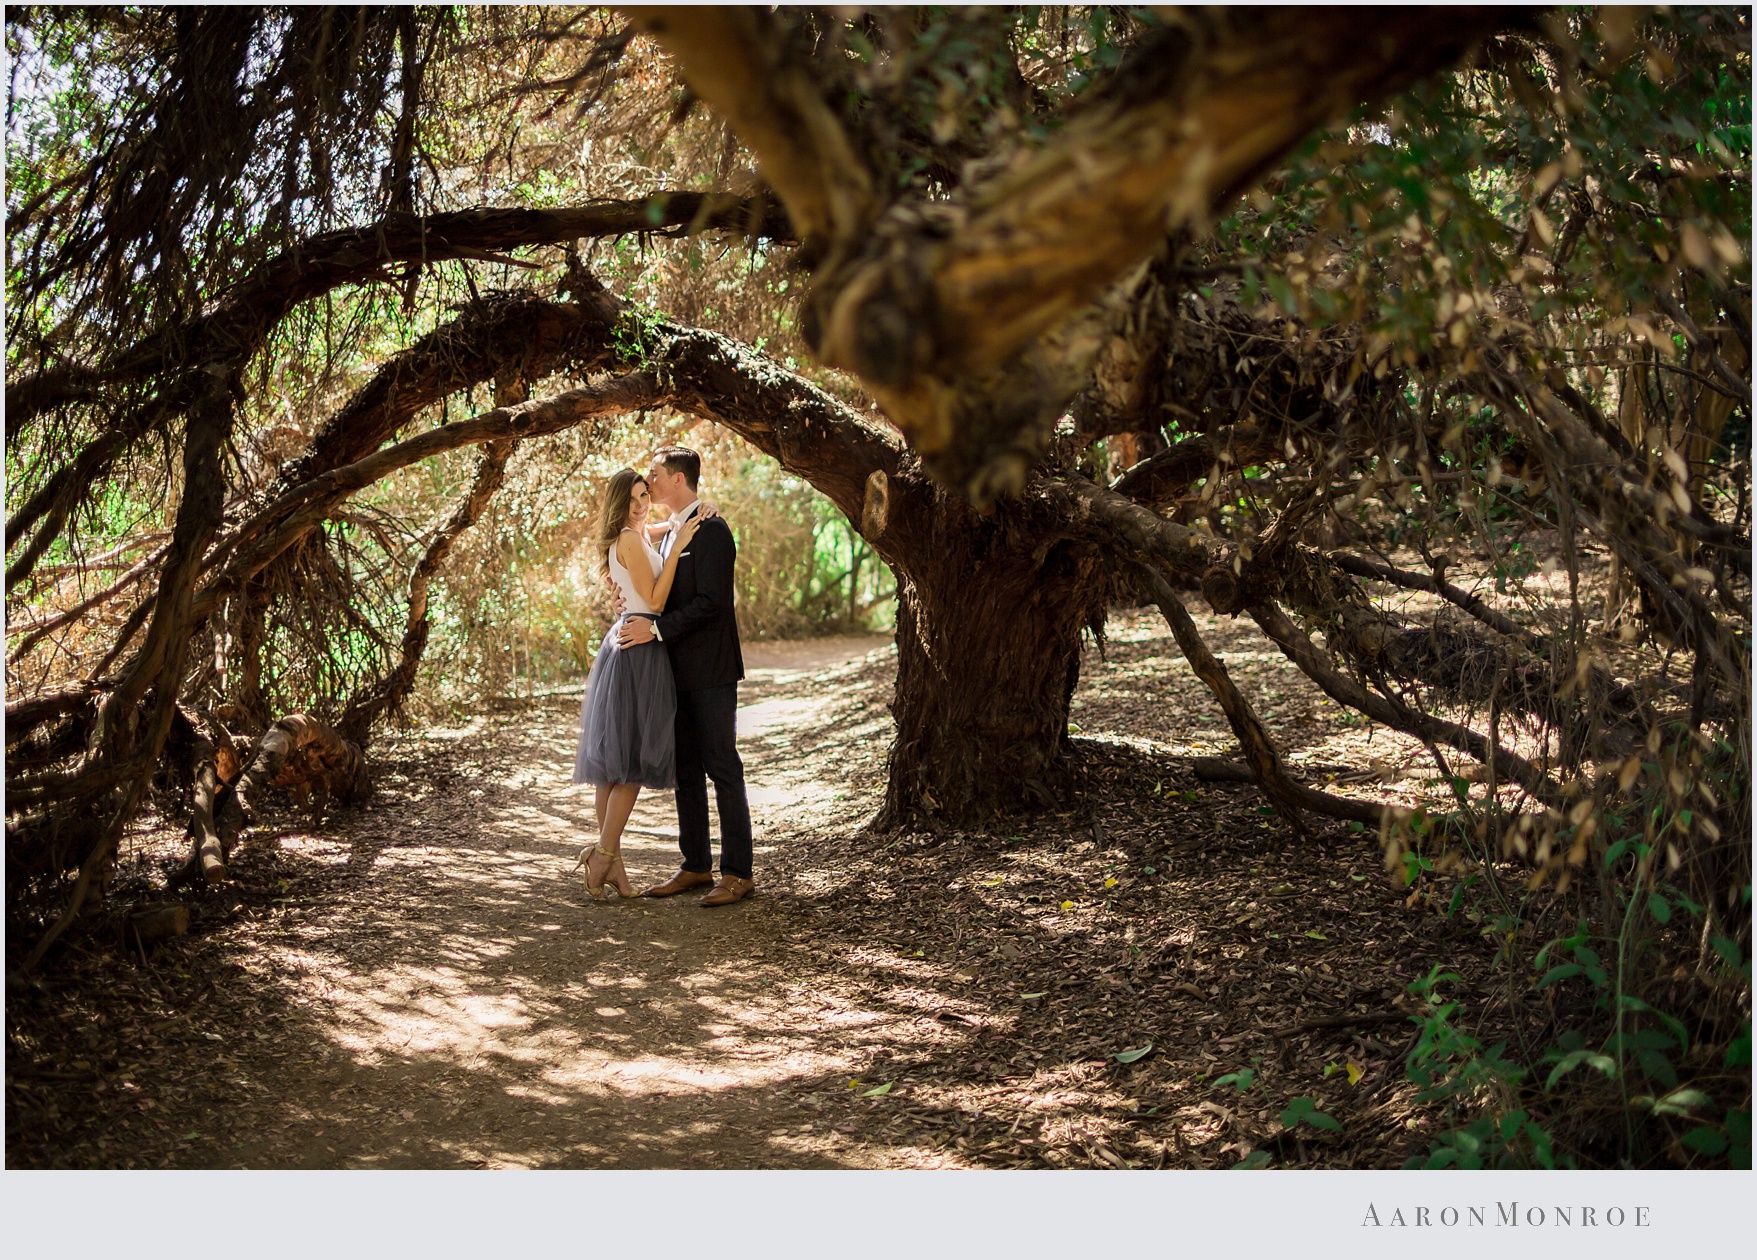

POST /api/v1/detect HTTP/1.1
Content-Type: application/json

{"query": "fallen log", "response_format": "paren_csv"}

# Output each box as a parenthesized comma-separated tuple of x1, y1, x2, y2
(231, 713, 371, 823)
(126, 901, 190, 946)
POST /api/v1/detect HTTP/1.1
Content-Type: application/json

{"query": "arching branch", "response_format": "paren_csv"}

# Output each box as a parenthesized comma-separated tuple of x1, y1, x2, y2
(274, 287, 624, 488)
(192, 372, 666, 624)
(7, 193, 794, 438)
(1110, 426, 1282, 510)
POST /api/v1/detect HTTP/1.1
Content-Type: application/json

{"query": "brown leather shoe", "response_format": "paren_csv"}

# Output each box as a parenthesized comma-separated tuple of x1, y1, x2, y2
(700, 875, 755, 907)
(644, 869, 715, 898)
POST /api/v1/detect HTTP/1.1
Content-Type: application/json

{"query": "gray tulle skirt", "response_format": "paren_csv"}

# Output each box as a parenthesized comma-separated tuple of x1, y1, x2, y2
(572, 617, 676, 789)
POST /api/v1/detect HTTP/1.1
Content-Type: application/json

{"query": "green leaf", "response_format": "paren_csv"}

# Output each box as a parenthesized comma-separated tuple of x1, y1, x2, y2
(1635, 1048, 1679, 1089)
(1545, 1049, 1618, 1090)
(1114, 1041, 1153, 1064)
(1539, 963, 1583, 986)
(1446, 883, 1468, 917)
(1279, 1095, 1340, 1130)
(1618, 995, 1689, 1051)
(862, 1082, 893, 1097)
(1305, 931, 1328, 940)
(1654, 1088, 1713, 1117)
(1728, 1109, 1752, 1168)
(1726, 1026, 1751, 1069)
(1233, 1150, 1273, 1169)
(1710, 936, 1745, 969)
(1682, 1126, 1728, 1156)
(1213, 1067, 1257, 1093)
(1498, 1110, 1529, 1142)
(1648, 892, 1672, 924)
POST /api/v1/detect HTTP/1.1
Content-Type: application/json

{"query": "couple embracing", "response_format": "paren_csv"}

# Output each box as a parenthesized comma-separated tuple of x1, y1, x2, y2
(571, 446, 754, 907)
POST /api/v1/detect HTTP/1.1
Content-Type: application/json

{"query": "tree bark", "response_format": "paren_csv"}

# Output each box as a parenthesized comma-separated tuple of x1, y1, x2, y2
(21, 372, 237, 968)
(216, 714, 372, 850)
(876, 490, 1106, 827)
(167, 706, 227, 886)
(635, 5, 1518, 495)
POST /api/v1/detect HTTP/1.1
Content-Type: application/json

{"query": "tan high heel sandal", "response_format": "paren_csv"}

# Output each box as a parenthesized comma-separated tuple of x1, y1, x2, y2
(575, 845, 617, 901)
(605, 851, 637, 899)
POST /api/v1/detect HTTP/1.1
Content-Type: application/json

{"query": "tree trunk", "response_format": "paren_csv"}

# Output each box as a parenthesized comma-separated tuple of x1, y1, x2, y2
(228, 578, 274, 730)
(877, 496, 1104, 827)
(648, 316, 1111, 827)
(167, 706, 228, 886)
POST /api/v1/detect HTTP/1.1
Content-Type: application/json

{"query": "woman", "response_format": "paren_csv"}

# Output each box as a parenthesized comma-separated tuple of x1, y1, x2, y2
(571, 469, 701, 899)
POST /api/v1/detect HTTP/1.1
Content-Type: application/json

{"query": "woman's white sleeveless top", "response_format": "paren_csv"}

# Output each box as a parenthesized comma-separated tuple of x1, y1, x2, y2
(606, 529, 663, 615)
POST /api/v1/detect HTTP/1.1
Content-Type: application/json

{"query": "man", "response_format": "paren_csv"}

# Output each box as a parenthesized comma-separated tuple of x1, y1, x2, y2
(616, 446, 755, 906)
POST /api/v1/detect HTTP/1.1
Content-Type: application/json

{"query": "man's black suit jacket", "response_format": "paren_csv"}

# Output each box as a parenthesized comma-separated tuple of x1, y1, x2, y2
(654, 515, 744, 693)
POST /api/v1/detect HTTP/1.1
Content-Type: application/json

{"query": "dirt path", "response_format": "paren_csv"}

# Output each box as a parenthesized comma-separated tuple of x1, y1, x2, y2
(10, 613, 1509, 1170)
(186, 634, 924, 1169)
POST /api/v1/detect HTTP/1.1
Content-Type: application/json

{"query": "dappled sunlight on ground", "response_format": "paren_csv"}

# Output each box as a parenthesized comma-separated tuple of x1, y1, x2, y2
(13, 621, 1506, 1170)
(182, 634, 971, 1169)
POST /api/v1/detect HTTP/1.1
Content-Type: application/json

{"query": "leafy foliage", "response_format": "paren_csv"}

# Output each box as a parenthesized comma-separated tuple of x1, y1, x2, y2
(2, 7, 1747, 1169)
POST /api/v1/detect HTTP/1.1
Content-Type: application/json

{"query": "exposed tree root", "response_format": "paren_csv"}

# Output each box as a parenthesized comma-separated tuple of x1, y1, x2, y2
(1139, 566, 1381, 831)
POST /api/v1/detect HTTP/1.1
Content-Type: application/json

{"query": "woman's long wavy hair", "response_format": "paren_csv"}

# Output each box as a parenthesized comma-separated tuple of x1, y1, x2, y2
(592, 469, 646, 583)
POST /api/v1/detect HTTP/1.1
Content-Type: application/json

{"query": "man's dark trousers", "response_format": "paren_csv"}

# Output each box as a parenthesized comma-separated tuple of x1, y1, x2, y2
(674, 682, 752, 880)
(653, 511, 751, 881)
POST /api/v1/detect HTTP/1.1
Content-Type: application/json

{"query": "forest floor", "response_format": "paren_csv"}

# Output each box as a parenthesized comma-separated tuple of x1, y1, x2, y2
(8, 602, 1519, 1170)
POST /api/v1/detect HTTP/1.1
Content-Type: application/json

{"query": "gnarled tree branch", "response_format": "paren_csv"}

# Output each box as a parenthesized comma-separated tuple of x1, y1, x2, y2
(637, 5, 1517, 495)
(7, 193, 793, 438)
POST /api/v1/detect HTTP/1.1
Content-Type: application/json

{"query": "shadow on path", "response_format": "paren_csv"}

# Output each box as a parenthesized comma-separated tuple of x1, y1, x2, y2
(196, 634, 950, 1169)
